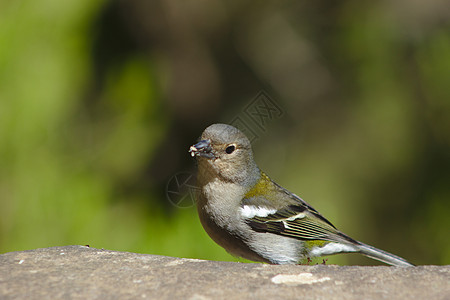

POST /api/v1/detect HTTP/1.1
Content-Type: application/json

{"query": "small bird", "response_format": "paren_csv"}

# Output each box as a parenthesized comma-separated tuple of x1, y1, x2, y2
(189, 123, 413, 266)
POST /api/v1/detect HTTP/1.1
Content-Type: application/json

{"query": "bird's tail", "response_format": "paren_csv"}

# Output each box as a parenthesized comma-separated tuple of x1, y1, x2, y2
(356, 242, 414, 267)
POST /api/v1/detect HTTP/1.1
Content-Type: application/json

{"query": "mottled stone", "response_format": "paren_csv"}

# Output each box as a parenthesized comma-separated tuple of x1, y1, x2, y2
(0, 246, 448, 299)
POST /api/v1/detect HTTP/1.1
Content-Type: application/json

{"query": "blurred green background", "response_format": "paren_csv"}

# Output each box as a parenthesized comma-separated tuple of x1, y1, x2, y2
(1, 0, 449, 266)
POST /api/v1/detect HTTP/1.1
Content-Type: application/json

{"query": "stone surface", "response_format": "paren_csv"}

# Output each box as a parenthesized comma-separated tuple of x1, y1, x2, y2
(0, 246, 449, 299)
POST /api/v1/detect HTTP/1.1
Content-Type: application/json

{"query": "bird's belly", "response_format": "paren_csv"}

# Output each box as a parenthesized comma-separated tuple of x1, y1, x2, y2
(197, 204, 269, 263)
(198, 203, 303, 264)
(247, 232, 302, 264)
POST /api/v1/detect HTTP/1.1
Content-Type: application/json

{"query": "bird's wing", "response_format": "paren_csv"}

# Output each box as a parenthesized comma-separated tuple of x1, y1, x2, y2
(241, 184, 359, 245)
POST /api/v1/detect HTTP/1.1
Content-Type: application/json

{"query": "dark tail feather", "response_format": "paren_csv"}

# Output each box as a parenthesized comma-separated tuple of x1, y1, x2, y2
(357, 243, 414, 267)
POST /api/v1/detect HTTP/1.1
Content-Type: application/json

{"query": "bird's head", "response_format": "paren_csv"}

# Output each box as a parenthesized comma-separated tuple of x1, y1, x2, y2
(189, 124, 260, 186)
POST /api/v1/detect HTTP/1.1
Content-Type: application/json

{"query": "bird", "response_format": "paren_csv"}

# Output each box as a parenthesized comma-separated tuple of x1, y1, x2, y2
(188, 123, 413, 267)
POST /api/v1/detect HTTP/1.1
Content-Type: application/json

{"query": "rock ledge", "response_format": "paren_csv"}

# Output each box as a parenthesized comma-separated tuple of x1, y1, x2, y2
(0, 246, 448, 299)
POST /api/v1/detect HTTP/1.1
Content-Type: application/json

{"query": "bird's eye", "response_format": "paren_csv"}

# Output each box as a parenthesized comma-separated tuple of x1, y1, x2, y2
(225, 145, 235, 154)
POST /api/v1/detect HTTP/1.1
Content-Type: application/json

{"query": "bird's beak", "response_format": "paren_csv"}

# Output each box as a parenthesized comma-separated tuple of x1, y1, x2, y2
(189, 139, 215, 159)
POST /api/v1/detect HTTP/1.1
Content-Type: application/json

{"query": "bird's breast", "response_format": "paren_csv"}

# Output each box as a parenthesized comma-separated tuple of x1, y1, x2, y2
(200, 179, 246, 228)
